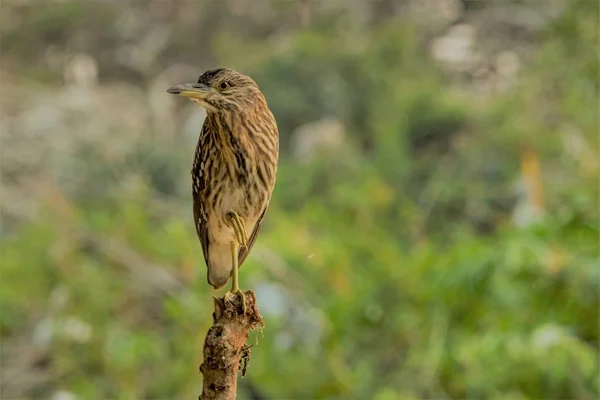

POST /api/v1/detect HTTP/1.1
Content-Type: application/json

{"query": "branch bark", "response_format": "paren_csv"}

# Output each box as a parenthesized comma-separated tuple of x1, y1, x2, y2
(199, 290, 264, 400)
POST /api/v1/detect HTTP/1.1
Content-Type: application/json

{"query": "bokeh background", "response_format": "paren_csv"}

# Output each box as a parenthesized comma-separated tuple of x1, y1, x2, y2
(1, 0, 598, 399)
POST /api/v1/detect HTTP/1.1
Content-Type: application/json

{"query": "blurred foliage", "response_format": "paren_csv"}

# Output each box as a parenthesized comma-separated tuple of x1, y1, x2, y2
(0, 1, 598, 399)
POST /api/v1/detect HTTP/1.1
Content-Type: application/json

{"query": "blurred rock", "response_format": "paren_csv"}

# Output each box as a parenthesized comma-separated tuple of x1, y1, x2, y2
(32, 317, 54, 347)
(52, 390, 77, 400)
(496, 50, 520, 79)
(430, 24, 476, 71)
(532, 323, 565, 350)
(291, 117, 345, 163)
(63, 317, 93, 343)
(64, 54, 98, 87)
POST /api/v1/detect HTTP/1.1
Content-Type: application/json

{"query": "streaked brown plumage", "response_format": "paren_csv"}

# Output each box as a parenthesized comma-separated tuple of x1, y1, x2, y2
(167, 69, 278, 311)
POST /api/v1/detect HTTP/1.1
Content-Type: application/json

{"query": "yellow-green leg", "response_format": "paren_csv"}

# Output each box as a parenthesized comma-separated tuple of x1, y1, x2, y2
(225, 212, 249, 313)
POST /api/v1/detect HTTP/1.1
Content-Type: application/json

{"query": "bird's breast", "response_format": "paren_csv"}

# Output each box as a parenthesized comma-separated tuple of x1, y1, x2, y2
(204, 147, 266, 211)
(205, 175, 266, 246)
(197, 112, 277, 243)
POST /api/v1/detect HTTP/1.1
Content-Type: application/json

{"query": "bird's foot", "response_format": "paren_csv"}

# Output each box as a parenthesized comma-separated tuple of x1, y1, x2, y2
(224, 288, 247, 315)
(226, 212, 248, 249)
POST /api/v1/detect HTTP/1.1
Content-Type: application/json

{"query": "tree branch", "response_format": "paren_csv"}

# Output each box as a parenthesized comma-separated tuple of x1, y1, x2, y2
(199, 291, 264, 400)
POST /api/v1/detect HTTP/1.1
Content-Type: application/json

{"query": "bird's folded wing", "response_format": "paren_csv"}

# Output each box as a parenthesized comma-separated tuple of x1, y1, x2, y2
(193, 199, 211, 269)
(238, 207, 267, 267)
(192, 127, 210, 269)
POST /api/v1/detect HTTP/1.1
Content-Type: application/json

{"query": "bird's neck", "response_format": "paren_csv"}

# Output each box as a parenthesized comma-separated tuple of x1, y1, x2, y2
(207, 104, 275, 140)
(206, 111, 235, 140)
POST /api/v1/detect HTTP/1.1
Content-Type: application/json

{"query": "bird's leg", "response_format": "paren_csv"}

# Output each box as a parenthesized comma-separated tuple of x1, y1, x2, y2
(224, 212, 248, 314)
(223, 241, 246, 314)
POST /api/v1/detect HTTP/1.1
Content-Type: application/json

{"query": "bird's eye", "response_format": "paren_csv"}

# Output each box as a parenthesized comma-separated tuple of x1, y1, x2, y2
(219, 81, 230, 90)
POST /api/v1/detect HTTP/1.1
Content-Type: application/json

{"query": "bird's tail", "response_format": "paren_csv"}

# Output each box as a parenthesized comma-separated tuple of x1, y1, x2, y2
(206, 243, 233, 289)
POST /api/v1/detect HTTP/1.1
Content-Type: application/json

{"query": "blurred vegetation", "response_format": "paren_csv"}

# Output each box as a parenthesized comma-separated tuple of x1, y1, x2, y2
(1, 1, 598, 399)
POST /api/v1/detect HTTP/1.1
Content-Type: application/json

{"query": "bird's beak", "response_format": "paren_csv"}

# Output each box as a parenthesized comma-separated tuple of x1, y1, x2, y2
(166, 83, 211, 98)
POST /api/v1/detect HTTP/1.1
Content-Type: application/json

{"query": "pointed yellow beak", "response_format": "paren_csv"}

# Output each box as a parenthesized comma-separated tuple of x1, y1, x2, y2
(166, 83, 211, 98)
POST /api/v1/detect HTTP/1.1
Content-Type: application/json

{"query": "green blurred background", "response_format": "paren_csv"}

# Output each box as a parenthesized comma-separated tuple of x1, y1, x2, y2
(1, 1, 598, 399)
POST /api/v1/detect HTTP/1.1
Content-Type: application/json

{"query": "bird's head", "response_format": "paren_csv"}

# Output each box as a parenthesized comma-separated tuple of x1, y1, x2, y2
(167, 68, 266, 113)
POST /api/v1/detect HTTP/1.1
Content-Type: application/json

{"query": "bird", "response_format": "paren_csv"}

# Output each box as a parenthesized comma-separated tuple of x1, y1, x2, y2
(167, 68, 279, 313)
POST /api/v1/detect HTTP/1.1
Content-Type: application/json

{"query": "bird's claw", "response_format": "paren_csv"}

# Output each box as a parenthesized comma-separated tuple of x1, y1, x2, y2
(224, 289, 247, 315)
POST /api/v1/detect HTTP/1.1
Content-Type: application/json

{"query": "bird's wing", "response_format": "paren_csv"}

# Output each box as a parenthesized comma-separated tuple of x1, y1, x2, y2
(238, 206, 268, 267)
(192, 197, 210, 268)
(192, 124, 210, 269)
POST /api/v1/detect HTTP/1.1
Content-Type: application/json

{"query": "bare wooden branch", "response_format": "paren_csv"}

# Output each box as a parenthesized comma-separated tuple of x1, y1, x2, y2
(199, 291, 264, 400)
